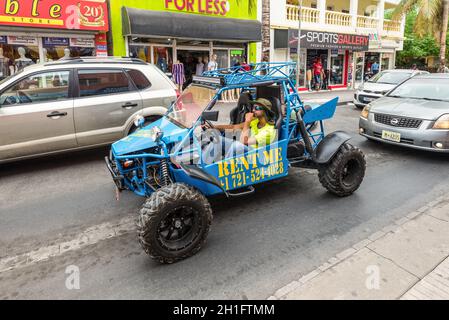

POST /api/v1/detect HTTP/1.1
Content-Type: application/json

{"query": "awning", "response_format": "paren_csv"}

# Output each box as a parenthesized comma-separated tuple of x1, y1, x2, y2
(122, 7, 262, 42)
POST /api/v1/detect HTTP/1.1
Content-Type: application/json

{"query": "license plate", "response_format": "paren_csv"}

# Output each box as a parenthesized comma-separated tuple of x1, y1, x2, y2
(382, 130, 401, 143)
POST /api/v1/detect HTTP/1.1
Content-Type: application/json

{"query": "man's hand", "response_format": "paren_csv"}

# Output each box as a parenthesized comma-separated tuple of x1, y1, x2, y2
(245, 112, 254, 123)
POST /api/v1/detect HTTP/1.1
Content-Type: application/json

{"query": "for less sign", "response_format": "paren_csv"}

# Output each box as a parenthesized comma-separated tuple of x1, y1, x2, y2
(0, 0, 109, 31)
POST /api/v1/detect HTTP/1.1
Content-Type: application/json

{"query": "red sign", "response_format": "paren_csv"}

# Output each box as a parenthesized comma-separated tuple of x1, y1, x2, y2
(0, 0, 109, 32)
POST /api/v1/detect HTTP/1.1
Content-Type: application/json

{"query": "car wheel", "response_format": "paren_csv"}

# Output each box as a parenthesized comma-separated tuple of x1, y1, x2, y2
(318, 143, 366, 197)
(137, 183, 213, 264)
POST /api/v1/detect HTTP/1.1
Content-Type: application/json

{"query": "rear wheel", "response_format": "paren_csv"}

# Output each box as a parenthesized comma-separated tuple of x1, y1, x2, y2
(318, 143, 366, 197)
(137, 183, 212, 264)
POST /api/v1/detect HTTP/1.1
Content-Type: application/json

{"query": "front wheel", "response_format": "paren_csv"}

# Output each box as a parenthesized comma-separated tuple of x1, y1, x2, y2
(137, 183, 212, 264)
(318, 143, 366, 197)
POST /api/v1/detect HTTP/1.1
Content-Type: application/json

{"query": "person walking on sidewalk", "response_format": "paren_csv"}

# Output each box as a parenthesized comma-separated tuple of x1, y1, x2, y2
(313, 58, 323, 91)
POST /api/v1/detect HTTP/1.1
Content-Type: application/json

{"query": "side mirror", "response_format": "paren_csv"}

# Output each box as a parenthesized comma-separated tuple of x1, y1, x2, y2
(202, 110, 219, 122)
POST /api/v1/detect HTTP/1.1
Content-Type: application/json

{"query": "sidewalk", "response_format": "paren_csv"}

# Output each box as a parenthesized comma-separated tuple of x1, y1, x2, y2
(268, 195, 449, 300)
(301, 89, 355, 106)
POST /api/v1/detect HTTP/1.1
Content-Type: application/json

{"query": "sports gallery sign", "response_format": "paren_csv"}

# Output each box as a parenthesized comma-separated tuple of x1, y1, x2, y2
(288, 29, 369, 51)
(0, 0, 109, 31)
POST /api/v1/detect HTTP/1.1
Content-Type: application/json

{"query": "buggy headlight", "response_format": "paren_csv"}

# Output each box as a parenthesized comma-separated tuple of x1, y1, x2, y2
(361, 105, 371, 119)
(134, 115, 145, 128)
(433, 114, 449, 129)
(150, 126, 164, 142)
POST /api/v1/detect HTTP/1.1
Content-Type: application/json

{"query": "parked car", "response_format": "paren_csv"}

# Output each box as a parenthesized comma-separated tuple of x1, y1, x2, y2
(0, 57, 177, 164)
(359, 73, 449, 152)
(353, 69, 428, 109)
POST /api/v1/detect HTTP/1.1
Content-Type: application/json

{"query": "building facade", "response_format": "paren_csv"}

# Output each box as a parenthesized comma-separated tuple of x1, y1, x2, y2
(108, 0, 262, 87)
(271, 0, 405, 90)
(0, 0, 109, 79)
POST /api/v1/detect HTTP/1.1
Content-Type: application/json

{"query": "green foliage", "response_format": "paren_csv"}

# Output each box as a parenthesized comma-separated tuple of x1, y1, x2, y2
(396, 8, 446, 67)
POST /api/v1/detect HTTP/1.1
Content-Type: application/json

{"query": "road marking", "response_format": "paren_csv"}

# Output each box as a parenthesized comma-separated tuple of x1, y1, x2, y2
(0, 216, 136, 274)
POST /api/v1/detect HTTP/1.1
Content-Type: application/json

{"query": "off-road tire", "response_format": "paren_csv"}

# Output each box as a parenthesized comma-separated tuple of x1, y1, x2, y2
(318, 143, 366, 197)
(137, 183, 212, 264)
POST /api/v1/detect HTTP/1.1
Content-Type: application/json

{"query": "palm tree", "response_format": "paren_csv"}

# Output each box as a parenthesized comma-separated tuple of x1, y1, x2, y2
(393, 0, 449, 70)
(261, 0, 271, 61)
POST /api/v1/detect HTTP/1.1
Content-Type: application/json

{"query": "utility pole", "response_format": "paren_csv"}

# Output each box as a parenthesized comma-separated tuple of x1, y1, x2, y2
(295, 0, 303, 89)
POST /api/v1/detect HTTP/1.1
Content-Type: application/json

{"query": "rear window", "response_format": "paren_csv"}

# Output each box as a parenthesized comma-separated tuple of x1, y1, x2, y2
(127, 69, 151, 90)
(78, 69, 132, 97)
(368, 71, 412, 85)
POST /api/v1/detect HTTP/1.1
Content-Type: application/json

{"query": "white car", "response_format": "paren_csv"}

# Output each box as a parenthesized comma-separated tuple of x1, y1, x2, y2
(353, 69, 428, 109)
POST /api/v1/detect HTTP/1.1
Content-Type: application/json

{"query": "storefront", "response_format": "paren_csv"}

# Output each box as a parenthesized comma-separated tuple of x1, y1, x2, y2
(0, 0, 109, 79)
(274, 29, 370, 91)
(109, 0, 261, 88)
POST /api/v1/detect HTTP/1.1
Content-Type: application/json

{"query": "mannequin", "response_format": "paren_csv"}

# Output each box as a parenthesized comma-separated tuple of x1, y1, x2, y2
(14, 47, 34, 73)
(37, 48, 53, 64)
(172, 59, 185, 92)
(195, 57, 204, 76)
(0, 47, 10, 79)
(207, 54, 218, 71)
(59, 48, 71, 60)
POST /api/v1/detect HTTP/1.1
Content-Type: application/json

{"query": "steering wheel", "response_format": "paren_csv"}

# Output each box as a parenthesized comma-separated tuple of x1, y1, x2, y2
(201, 120, 222, 146)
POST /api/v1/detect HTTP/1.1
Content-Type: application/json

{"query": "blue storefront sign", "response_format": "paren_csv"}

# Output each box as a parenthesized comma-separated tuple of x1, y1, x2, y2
(43, 37, 69, 46)
(0, 36, 7, 44)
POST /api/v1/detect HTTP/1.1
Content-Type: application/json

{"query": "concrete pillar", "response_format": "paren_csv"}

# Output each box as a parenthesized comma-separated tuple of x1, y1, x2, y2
(350, 0, 359, 28)
(318, 0, 326, 25)
(377, 0, 385, 36)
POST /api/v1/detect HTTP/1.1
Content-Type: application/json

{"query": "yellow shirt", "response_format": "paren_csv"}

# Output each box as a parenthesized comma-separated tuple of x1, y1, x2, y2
(250, 119, 276, 147)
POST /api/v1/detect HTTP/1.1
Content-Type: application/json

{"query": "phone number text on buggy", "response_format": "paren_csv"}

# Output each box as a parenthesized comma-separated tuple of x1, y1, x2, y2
(217, 147, 285, 190)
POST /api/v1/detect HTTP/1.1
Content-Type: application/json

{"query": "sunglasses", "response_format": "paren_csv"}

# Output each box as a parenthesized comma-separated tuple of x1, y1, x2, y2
(252, 105, 264, 111)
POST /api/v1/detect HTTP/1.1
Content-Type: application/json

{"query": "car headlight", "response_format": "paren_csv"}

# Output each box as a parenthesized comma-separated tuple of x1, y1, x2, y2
(360, 105, 371, 119)
(150, 126, 164, 142)
(433, 114, 449, 129)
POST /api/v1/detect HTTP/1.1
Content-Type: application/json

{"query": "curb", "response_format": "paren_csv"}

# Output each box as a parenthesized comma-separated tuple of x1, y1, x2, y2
(268, 194, 448, 300)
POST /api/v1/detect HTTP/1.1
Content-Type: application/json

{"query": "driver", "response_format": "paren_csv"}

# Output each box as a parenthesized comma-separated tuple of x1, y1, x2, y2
(202, 98, 277, 163)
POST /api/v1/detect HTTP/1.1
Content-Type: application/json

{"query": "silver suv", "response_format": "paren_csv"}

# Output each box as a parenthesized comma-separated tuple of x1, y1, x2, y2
(0, 57, 177, 163)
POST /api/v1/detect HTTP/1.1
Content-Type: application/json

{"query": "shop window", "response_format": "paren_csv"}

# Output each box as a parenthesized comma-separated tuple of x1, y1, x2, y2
(289, 48, 306, 88)
(0, 70, 70, 106)
(153, 47, 173, 73)
(230, 50, 246, 67)
(0, 44, 39, 79)
(214, 50, 229, 69)
(127, 69, 151, 90)
(330, 54, 345, 85)
(78, 69, 132, 97)
(129, 46, 151, 63)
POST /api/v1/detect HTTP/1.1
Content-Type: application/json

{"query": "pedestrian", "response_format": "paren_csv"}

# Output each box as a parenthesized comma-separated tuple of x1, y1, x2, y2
(312, 58, 323, 91)
(371, 61, 379, 75)
(441, 63, 449, 73)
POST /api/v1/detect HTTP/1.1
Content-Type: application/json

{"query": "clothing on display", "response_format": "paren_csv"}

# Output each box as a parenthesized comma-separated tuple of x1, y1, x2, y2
(0, 56, 11, 79)
(196, 62, 204, 76)
(172, 62, 186, 87)
(15, 59, 34, 72)
(208, 60, 218, 71)
(157, 57, 168, 73)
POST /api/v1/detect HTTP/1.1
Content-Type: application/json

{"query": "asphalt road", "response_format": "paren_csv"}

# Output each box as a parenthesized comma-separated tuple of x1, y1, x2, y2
(1, 99, 449, 300)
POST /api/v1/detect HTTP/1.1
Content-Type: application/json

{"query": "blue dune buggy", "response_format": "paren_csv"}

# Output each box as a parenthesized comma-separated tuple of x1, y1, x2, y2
(105, 62, 366, 264)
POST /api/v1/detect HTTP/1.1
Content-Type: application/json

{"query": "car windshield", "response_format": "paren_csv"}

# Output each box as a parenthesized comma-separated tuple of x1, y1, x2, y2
(166, 85, 217, 128)
(388, 78, 449, 102)
(368, 71, 412, 84)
